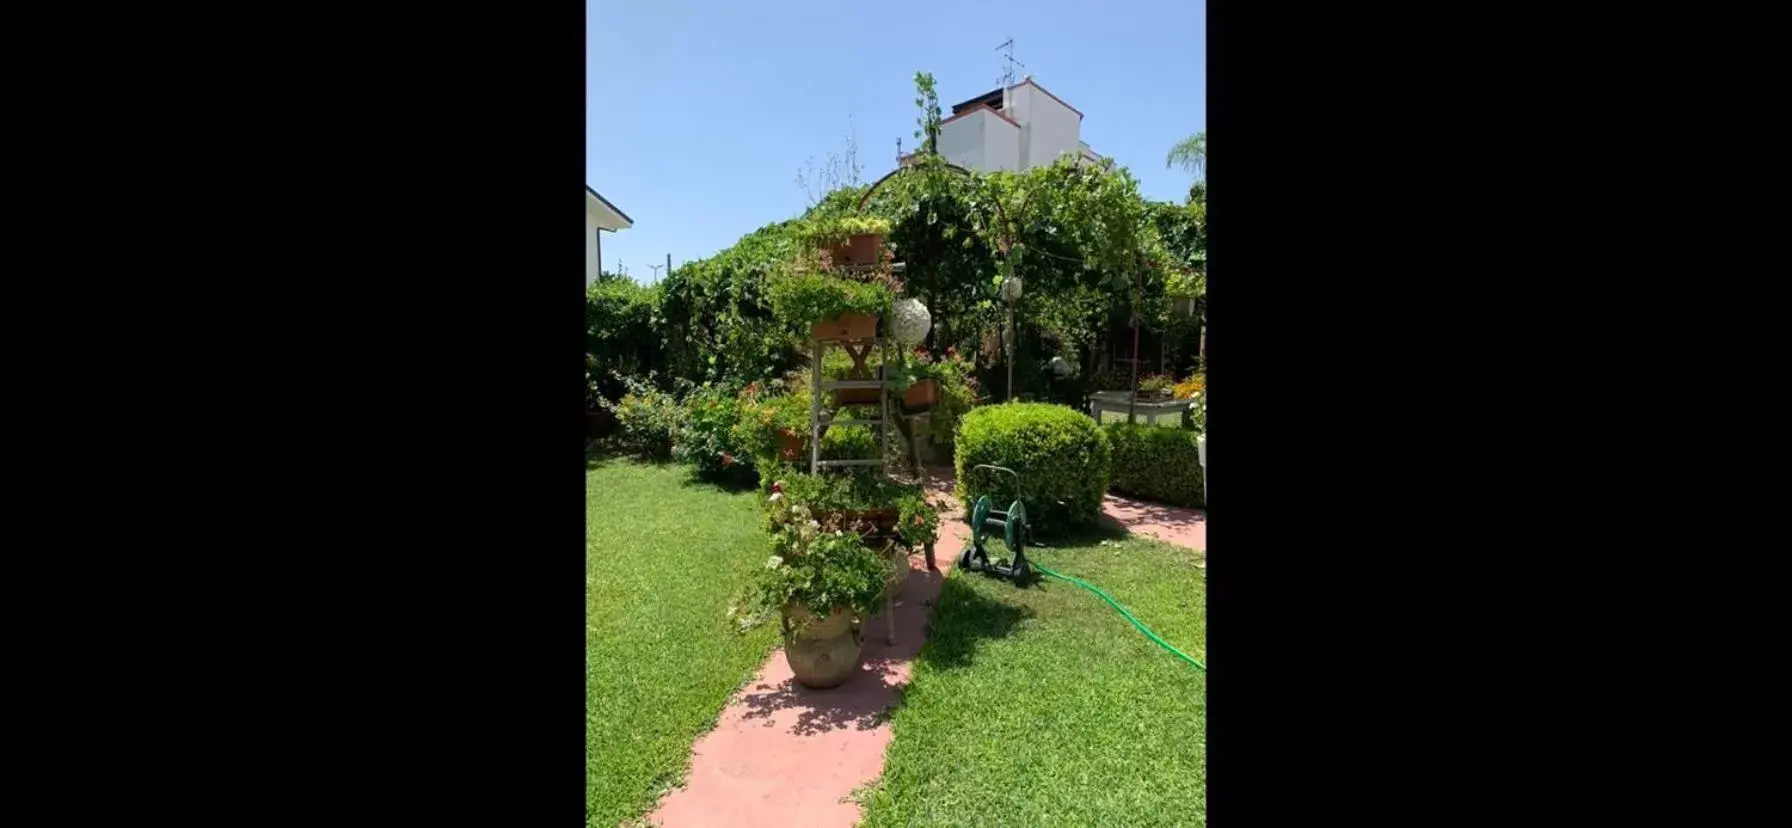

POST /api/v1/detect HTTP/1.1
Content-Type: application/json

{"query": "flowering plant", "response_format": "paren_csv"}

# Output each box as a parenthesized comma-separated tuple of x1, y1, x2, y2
(729, 381, 811, 466)
(672, 381, 754, 479)
(896, 493, 942, 547)
(1172, 374, 1205, 400)
(886, 345, 948, 393)
(743, 484, 889, 624)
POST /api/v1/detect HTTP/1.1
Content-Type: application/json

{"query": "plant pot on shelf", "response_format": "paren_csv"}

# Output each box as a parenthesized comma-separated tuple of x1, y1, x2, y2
(901, 379, 940, 412)
(811, 312, 879, 342)
(782, 604, 864, 689)
(842, 233, 883, 266)
(777, 429, 805, 461)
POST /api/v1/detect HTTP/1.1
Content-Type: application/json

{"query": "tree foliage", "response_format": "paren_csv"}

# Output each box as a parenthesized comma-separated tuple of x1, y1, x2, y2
(589, 72, 1207, 407)
(1166, 131, 1205, 178)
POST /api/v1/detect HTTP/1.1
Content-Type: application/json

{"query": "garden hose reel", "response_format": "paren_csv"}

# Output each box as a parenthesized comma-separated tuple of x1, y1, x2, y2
(960, 464, 1034, 586)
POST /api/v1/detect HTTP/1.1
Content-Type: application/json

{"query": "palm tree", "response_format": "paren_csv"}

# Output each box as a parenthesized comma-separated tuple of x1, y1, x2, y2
(1166, 131, 1206, 179)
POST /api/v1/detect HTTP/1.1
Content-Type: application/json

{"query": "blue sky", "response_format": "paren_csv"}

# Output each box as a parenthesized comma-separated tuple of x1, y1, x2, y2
(588, 0, 1204, 282)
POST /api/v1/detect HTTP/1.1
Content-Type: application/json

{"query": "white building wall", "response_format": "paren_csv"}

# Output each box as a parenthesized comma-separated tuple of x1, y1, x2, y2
(1024, 86, 1083, 168)
(1006, 85, 1033, 170)
(938, 113, 985, 170)
(586, 216, 600, 284)
(983, 113, 1021, 171)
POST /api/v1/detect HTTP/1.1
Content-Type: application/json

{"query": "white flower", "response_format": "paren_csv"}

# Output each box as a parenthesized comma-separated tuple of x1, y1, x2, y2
(768, 492, 783, 502)
(809, 520, 820, 529)
(765, 555, 784, 570)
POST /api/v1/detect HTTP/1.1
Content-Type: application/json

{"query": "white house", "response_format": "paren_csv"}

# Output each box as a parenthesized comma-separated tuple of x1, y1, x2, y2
(933, 77, 1106, 173)
(586, 186, 633, 284)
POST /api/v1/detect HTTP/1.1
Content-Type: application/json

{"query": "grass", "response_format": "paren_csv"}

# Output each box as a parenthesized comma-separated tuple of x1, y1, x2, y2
(858, 529, 1206, 827)
(585, 456, 779, 827)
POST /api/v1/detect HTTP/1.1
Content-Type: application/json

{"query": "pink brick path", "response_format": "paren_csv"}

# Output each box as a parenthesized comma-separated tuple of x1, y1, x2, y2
(1100, 491, 1206, 551)
(645, 471, 1202, 828)
(647, 477, 967, 828)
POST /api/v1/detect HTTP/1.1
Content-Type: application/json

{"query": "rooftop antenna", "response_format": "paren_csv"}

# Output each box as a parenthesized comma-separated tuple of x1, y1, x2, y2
(996, 38, 1025, 112)
(996, 37, 1026, 88)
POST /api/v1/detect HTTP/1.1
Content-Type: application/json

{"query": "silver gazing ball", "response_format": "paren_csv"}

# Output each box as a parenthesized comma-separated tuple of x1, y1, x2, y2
(890, 297, 932, 346)
(1001, 275, 1024, 304)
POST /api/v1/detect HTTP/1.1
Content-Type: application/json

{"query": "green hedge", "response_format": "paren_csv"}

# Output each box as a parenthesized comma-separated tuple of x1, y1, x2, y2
(954, 403, 1111, 531)
(1104, 423, 1205, 508)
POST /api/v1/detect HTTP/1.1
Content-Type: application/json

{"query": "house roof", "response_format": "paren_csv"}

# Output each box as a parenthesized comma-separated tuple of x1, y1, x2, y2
(1018, 78, 1083, 119)
(950, 87, 1005, 115)
(585, 185, 633, 230)
(940, 102, 1019, 130)
(947, 78, 1085, 121)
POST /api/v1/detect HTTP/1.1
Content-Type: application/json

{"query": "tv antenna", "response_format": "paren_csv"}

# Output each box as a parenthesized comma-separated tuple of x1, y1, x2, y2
(995, 37, 1026, 88)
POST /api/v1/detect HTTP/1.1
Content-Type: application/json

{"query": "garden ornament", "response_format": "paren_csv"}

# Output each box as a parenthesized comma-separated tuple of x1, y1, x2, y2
(890, 297, 932, 346)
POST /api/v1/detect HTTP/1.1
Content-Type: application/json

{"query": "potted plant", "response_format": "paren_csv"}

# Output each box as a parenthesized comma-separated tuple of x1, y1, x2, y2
(798, 215, 892, 266)
(1137, 373, 1174, 400)
(897, 494, 941, 548)
(755, 488, 891, 689)
(835, 215, 892, 266)
(768, 271, 891, 342)
(772, 470, 909, 536)
(888, 347, 945, 412)
(732, 384, 811, 464)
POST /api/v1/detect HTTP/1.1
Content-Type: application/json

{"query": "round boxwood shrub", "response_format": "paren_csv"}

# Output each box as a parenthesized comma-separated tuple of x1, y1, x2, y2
(954, 403, 1111, 531)
(1104, 423, 1205, 508)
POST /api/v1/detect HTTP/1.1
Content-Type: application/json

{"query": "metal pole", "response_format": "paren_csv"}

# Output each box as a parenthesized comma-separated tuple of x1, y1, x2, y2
(810, 341, 822, 474)
(1006, 307, 1015, 402)
(1127, 312, 1140, 425)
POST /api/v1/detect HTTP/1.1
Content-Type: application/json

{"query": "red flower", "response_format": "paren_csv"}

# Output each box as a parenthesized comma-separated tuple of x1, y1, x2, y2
(945, 346, 958, 358)
(720, 452, 734, 467)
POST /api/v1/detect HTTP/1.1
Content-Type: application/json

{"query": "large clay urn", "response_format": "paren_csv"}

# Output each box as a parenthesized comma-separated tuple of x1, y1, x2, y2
(782, 604, 864, 689)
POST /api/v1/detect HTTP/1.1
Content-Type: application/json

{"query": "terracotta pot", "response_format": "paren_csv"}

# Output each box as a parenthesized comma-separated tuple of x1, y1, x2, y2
(811, 312, 878, 342)
(783, 605, 863, 689)
(843, 233, 883, 266)
(776, 430, 804, 461)
(902, 379, 940, 411)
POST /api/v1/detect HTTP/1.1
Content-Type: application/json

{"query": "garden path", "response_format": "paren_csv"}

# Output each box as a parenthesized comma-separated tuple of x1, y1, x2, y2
(645, 469, 1200, 828)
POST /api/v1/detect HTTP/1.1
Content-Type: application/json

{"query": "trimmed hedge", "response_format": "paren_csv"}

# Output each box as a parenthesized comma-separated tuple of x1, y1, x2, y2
(954, 403, 1111, 531)
(1104, 423, 1205, 508)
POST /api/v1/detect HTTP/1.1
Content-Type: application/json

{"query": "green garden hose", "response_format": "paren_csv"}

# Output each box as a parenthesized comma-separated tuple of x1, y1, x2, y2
(1033, 563, 1207, 672)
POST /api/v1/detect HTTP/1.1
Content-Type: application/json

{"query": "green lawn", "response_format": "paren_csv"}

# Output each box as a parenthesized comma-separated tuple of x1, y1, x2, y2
(586, 457, 779, 827)
(858, 531, 1206, 827)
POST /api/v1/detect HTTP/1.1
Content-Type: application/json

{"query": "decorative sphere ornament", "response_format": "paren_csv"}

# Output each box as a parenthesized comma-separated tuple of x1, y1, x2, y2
(890, 298, 932, 346)
(1001, 275, 1024, 304)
